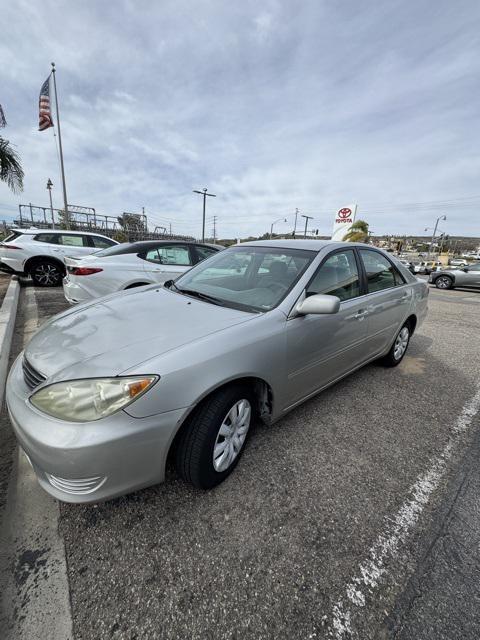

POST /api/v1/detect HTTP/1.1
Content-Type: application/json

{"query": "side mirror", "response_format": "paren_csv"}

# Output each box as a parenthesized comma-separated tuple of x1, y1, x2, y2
(164, 279, 174, 288)
(463, 267, 469, 272)
(295, 294, 341, 316)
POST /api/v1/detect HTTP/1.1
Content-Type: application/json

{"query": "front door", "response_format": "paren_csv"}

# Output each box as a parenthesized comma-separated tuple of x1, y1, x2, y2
(286, 249, 370, 408)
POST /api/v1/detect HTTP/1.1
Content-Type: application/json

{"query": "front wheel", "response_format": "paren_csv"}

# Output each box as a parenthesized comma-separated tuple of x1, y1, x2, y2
(381, 324, 410, 367)
(435, 275, 453, 290)
(30, 260, 64, 287)
(175, 385, 254, 489)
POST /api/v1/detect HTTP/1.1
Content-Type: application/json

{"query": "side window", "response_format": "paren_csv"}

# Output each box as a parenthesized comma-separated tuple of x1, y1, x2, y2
(307, 250, 360, 301)
(360, 250, 400, 292)
(59, 234, 87, 247)
(157, 245, 191, 266)
(91, 236, 115, 249)
(194, 245, 218, 263)
(34, 233, 59, 244)
(144, 249, 162, 263)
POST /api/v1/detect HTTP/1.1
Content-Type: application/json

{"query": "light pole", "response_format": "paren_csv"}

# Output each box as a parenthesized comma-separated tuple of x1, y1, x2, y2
(293, 208, 299, 238)
(301, 214, 314, 238)
(427, 215, 446, 259)
(270, 217, 287, 239)
(193, 188, 216, 242)
(46, 178, 55, 228)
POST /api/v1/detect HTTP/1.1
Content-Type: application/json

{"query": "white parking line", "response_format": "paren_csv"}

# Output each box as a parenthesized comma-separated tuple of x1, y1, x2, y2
(329, 385, 480, 639)
(0, 285, 73, 640)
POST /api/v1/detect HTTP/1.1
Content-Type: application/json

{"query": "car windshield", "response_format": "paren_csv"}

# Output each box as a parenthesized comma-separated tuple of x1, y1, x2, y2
(172, 245, 315, 312)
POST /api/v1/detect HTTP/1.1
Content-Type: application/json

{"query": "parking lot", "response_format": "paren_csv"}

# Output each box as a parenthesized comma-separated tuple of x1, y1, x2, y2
(1, 274, 480, 639)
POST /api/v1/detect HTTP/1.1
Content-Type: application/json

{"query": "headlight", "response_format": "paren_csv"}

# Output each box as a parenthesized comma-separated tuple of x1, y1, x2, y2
(30, 376, 158, 422)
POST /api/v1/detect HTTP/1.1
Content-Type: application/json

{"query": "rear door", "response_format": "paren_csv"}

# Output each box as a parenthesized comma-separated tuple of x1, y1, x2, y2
(358, 249, 411, 355)
(141, 243, 193, 283)
(285, 248, 370, 407)
(51, 234, 93, 257)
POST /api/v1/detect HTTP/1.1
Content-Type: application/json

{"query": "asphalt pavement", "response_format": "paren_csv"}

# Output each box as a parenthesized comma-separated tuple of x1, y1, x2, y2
(1, 280, 480, 639)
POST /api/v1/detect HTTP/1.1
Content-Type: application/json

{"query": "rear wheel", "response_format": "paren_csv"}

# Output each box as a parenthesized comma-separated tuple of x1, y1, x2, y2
(435, 275, 453, 290)
(381, 323, 410, 367)
(175, 385, 254, 489)
(30, 260, 64, 287)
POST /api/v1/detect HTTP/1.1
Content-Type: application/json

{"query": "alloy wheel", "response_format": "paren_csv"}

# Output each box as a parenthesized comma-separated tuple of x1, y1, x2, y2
(436, 276, 451, 289)
(33, 263, 61, 286)
(213, 399, 251, 472)
(393, 327, 409, 361)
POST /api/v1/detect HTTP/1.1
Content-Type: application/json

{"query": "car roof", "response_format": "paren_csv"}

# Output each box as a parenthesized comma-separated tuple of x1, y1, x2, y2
(15, 228, 112, 238)
(237, 239, 371, 252)
(124, 240, 223, 250)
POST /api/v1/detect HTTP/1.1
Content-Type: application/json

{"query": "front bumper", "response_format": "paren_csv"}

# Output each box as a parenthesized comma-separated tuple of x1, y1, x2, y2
(6, 354, 189, 503)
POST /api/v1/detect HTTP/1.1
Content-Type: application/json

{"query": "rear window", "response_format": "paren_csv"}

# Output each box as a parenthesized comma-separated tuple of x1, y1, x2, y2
(3, 231, 23, 243)
(92, 243, 136, 257)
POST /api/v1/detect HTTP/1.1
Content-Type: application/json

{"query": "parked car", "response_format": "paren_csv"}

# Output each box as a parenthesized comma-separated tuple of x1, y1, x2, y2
(62, 240, 223, 304)
(412, 260, 442, 275)
(7, 240, 428, 503)
(0, 229, 117, 286)
(429, 263, 480, 289)
(449, 258, 468, 267)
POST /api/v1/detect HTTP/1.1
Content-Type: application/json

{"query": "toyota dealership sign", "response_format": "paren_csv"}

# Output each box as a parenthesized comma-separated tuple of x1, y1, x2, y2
(331, 203, 358, 241)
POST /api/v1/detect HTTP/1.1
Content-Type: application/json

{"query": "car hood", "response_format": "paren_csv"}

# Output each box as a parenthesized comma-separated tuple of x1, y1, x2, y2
(25, 287, 255, 381)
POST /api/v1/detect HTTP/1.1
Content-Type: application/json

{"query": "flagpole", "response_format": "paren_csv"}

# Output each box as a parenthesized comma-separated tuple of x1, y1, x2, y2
(50, 62, 69, 229)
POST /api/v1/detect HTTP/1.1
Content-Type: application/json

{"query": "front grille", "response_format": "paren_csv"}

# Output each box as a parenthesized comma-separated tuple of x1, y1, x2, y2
(46, 473, 107, 495)
(22, 357, 46, 391)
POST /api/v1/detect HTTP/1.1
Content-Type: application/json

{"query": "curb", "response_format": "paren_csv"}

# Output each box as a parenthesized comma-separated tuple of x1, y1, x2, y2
(0, 277, 20, 409)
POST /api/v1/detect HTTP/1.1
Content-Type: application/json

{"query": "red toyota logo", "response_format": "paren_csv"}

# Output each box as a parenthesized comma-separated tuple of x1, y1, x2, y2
(338, 208, 351, 219)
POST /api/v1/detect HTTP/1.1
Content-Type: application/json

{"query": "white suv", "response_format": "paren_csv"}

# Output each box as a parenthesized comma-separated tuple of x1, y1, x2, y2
(0, 228, 118, 286)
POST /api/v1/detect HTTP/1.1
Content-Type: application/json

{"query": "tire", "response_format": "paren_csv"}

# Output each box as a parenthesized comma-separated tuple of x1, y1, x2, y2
(30, 260, 64, 287)
(435, 275, 453, 290)
(381, 323, 411, 367)
(175, 384, 254, 489)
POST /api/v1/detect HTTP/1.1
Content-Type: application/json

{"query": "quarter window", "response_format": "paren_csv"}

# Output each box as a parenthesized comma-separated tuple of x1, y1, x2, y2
(91, 236, 115, 249)
(194, 245, 218, 263)
(307, 250, 360, 301)
(360, 250, 401, 292)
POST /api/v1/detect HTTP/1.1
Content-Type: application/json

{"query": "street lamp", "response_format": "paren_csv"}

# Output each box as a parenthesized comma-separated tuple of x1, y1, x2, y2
(270, 217, 287, 239)
(193, 188, 216, 242)
(46, 178, 55, 228)
(427, 215, 446, 259)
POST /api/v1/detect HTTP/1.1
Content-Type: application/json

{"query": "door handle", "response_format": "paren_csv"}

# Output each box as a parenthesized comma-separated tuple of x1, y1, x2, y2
(354, 309, 368, 318)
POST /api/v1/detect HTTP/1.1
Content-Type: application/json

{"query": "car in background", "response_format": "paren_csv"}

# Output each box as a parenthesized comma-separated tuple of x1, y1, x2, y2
(62, 240, 223, 304)
(0, 229, 117, 286)
(429, 263, 480, 289)
(397, 258, 416, 274)
(449, 258, 468, 267)
(412, 260, 442, 275)
(7, 240, 428, 503)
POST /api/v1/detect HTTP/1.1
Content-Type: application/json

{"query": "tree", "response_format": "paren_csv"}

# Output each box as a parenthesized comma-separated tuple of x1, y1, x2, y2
(343, 220, 369, 243)
(0, 105, 24, 193)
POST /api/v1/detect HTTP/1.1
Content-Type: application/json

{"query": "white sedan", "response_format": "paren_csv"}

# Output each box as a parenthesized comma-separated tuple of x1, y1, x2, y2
(63, 240, 222, 304)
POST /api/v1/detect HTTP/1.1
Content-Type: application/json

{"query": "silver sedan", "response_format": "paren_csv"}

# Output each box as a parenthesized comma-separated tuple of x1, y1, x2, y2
(7, 240, 428, 503)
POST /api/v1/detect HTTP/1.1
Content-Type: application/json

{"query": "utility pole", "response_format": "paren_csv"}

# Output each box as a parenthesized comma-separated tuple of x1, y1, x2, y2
(301, 214, 314, 238)
(46, 178, 55, 228)
(293, 208, 299, 238)
(193, 187, 216, 242)
(212, 215, 217, 243)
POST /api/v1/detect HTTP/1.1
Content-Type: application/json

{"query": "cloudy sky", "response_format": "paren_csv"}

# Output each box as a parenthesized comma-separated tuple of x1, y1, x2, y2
(1, 0, 479, 239)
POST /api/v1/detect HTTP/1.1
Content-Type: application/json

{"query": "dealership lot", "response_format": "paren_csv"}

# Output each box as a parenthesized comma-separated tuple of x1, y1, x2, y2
(1, 275, 480, 639)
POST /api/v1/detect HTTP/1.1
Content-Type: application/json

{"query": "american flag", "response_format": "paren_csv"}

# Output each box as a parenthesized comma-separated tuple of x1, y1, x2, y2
(39, 76, 53, 131)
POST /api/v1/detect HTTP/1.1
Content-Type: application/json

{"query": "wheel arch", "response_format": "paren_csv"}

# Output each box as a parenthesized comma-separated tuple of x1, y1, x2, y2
(124, 281, 151, 290)
(24, 254, 66, 275)
(432, 272, 455, 284)
(165, 375, 274, 464)
(404, 314, 417, 335)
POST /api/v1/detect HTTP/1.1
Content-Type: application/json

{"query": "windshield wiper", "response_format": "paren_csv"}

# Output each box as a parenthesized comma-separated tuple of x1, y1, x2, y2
(175, 287, 225, 306)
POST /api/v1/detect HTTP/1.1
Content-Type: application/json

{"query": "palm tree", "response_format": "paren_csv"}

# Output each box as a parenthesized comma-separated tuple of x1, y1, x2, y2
(343, 220, 369, 243)
(0, 104, 24, 193)
(0, 137, 24, 193)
